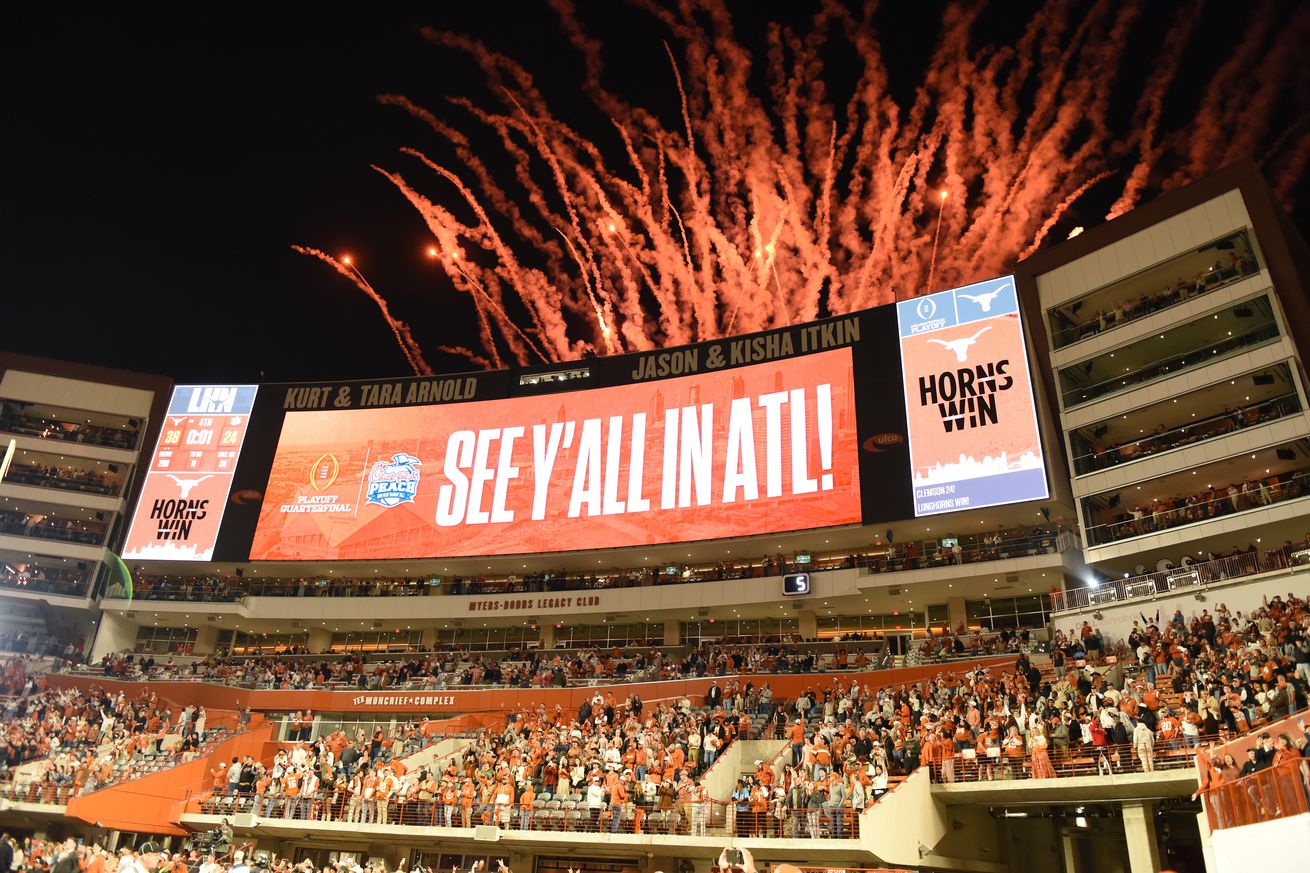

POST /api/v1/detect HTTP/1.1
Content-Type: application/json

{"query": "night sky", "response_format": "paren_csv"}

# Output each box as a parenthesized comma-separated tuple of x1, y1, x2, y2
(4, 1, 1306, 385)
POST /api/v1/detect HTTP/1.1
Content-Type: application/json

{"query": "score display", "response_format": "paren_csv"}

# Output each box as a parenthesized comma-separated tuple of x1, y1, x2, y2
(895, 276, 1048, 516)
(119, 282, 1054, 564)
(783, 573, 811, 595)
(122, 385, 259, 561)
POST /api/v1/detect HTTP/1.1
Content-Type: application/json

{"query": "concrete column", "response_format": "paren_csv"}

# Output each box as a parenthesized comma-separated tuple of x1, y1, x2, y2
(306, 627, 331, 654)
(947, 596, 967, 632)
(193, 624, 219, 655)
(82, 622, 99, 658)
(90, 611, 138, 660)
(1060, 831, 1080, 873)
(663, 618, 681, 646)
(1122, 801, 1160, 873)
(539, 623, 557, 649)
(1197, 810, 1217, 873)
(420, 627, 438, 649)
(378, 845, 406, 870)
(798, 610, 818, 641)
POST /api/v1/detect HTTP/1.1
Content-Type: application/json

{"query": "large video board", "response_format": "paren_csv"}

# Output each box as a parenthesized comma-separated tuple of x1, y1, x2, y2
(249, 349, 860, 560)
(896, 276, 1048, 516)
(122, 385, 259, 560)
(133, 279, 1047, 563)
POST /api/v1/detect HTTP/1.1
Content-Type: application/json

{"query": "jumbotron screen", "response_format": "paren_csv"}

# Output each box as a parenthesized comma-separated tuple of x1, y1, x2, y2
(150, 276, 1047, 562)
(895, 276, 1048, 516)
(249, 349, 859, 560)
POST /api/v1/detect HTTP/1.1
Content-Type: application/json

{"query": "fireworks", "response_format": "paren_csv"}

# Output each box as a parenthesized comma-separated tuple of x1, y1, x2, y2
(297, 0, 1310, 374)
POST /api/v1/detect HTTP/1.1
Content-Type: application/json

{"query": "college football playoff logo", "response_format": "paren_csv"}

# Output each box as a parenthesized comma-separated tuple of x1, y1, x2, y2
(310, 454, 339, 492)
(366, 453, 422, 508)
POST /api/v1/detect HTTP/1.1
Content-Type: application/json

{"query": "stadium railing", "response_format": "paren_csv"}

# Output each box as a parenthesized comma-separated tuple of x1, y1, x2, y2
(119, 527, 1073, 605)
(1051, 544, 1301, 612)
(1201, 758, 1310, 830)
(1083, 471, 1310, 547)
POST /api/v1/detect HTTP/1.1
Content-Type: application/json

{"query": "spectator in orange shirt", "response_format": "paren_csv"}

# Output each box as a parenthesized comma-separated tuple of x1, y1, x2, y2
(609, 774, 629, 833)
(789, 719, 806, 766)
(937, 731, 957, 783)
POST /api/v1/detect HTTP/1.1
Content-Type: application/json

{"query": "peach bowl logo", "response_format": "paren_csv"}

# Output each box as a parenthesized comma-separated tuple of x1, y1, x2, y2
(366, 453, 422, 508)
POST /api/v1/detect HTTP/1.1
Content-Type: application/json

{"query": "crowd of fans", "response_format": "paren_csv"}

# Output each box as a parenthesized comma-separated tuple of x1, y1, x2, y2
(1038, 592, 1310, 769)
(121, 525, 1064, 607)
(1089, 468, 1310, 545)
(0, 683, 232, 804)
(1065, 313, 1278, 408)
(741, 584, 1310, 799)
(0, 508, 107, 546)
(1058, 249, 1257, 346)
(188, 587, 1306, 839)
(203, 688, 772, 837)
(1075, 392, 1299, 475)
(1, 401, 140, 449)
(4, 579, 1307, 843)
(0, 634, 83, 662)
(94, 643, 888, 693)
(0, 656, 42, 698)
(0, 563, 90, 598)
(2, 462, 122, 497)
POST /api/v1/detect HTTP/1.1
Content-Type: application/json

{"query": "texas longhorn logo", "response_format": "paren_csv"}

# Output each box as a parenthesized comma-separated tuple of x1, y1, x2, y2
(366, 453, 422, 508)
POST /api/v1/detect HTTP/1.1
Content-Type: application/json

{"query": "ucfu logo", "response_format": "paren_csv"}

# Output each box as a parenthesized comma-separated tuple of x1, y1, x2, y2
(185, 386, 238, 414)
(366, 453, 422, 508)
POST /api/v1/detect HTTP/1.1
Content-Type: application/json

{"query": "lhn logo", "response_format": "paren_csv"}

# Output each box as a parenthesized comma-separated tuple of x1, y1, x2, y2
(185, 386, 239, 414)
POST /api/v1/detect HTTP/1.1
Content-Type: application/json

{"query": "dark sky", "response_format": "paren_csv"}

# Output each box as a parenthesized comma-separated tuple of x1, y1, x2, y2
(3, 1, 1304, 385)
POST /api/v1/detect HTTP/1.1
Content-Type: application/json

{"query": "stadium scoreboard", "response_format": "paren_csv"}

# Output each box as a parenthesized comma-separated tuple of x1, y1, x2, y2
(125, 277, 1047, 562)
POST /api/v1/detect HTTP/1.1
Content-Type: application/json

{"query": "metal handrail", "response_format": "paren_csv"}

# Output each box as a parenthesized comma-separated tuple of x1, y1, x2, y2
(1070, 392, 1300, 475)
(122, 524, 1074, 606)
(1052, 546, 1296, 612)
(1202, 757, 1310, 830)
(1061, 319, 1279, 408)
(1050, 259, 1259, 349)
(1083, 472, 1310, 547)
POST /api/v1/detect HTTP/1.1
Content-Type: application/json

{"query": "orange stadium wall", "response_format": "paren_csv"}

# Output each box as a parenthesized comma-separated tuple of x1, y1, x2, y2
(64, 723, 275, 836)
(45, 658, 1013, 717)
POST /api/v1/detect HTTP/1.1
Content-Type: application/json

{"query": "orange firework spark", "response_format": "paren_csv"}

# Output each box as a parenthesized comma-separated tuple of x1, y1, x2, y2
(297, 0, 1310, 374)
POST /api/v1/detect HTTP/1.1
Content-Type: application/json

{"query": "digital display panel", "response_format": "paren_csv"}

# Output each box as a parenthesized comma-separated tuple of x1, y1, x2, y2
(122, 385, 259, 560)
(249, 348, 860, 560)
(896, 276, 1048, 516)
(783, 573, 811, 595)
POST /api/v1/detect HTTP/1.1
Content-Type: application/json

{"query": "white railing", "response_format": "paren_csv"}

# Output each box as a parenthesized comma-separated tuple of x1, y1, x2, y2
(1053, 545, 1306, 612)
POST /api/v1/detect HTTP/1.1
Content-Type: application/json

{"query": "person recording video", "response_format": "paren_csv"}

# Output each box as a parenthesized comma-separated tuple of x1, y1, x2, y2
(717, 846, 756, 873)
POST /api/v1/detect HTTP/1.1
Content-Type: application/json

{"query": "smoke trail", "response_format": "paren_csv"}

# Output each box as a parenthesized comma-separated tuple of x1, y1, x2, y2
(300, 0, 1309, 369)
(289, 246, 431, 376)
